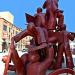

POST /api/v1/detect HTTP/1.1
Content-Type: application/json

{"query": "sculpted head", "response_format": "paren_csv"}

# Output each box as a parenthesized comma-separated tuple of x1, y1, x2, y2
(37, 7, 42, 13)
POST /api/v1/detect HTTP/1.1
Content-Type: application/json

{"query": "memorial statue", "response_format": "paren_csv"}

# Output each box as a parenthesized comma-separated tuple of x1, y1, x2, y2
(3, 0, 75, 75)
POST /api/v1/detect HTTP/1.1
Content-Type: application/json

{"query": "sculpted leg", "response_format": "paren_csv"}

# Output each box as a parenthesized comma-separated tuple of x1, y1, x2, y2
(49, 47, 54, 67)
(10, 37, 25, 75)
(11, 49, 25, 75)
(55, 44, 64, 69)
(64, 46, 74, 69)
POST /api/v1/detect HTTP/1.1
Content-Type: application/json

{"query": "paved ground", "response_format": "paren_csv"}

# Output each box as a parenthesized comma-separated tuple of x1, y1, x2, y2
(0, 52, 75, 75)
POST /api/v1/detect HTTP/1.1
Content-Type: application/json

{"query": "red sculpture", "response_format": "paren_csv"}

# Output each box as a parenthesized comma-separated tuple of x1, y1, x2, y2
(27, 47, 54, 75)
(3, 0, 75, 75)
(43, 0, 64, 30)
(3, 22, 54, 75)
(34, 7, 46, 28)
(49, 68, 75, 75)
(55, 25, 74, 69)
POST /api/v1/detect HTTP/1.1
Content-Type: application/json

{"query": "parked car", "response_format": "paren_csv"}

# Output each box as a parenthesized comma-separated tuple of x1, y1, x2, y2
(22, 48, 28, 52)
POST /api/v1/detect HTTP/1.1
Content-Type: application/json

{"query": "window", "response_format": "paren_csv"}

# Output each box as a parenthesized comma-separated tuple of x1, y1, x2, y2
(9, 28, 10, 32)
(9, 35, 10, 40)
(11, 33, 12, 37)
(73, 45, 75, 47)
(16, 31, 18, 34)
(13, 30, 14, 34)
(4, 20, 8, 23)
(3, 25, 7, 31)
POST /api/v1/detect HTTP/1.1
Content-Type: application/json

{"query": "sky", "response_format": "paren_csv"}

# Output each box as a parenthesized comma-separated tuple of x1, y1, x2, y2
(0, 0, 75, 32)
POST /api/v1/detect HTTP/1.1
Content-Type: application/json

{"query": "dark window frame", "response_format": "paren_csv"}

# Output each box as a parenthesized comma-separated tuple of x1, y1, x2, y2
(3, 25, 7, 31)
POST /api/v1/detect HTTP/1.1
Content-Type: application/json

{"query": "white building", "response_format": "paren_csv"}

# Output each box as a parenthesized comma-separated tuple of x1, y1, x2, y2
(0, 11, 14, 24)
(70, 39, 75, 51)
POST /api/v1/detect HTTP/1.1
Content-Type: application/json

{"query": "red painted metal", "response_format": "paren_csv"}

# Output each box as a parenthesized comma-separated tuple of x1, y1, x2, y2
(3, 0, 75, 75)
(49, 68, 75, 75)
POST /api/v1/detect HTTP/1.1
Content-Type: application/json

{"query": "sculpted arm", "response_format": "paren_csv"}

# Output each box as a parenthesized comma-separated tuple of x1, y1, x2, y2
(28, 43, 47, 52)
(12, 29, 30, 43)
(10, 29, 30, 52)
(5, 29, 30, 75)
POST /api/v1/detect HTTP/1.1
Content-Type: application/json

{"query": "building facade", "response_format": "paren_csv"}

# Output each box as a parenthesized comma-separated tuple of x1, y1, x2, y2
(70, 39, 75, 53)
(0, 12, 32, 52)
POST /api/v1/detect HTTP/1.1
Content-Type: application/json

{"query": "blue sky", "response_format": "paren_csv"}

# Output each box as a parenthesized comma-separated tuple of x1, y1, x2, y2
(0, 0, 75, 32)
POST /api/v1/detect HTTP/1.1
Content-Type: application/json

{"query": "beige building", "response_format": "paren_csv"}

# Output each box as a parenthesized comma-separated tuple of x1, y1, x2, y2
(0, 12, 32, 52)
